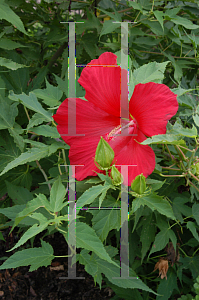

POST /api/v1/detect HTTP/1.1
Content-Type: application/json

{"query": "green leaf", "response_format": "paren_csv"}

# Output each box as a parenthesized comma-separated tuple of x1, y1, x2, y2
(0, 142, 65, 176)
(78, 250, 102, 286)
(6, 181, 33, 205)
(153, 11, 164, 30)
(0, 57, 26, 70)
(0, 165, 32, 199)
(94, 255, 156, 294)
(27, 113, 49, 130)
(149, 228, 169, 256)
(129, 2, 143, 11)
(92, 209, 120, 241)
(193, 115, 199, 127)
(141, 133, 185, 145)
(8, 123, 24, 152)
(0, 204, 26, 220)
(50, 177, 67, 213)
(76, 184, 111, 209)
(9, 91, 52, 122)
(0, 231, 5, 241)
(172, 197, 192, 222)
(9, 213, 51, 251)
(0, 1, 28, 35)
(131, 193, 176, 220)
(97, 8, 122, 22)
(0, 96, 18, 130)
(146, 179, 165, 192)
(53, 74, 68, 97)
(29, 125, 60, 138)
(63, 222, 119, 267)
(100, 20, 121, 37)
(32, 79, 63, 107)
(13, 194, 51, 227)
(169, 122, 197, 138)
(166, 14, 199, 29)
(0, 131, 20, 172)
(187, 221, 199, 242)
(192, 203, 199, 226)
(179, 256, 199, 279)
(129, 61, 169, 95)
(143, 121, 198, 146)
(78, 249, 156, 294)
(140, 214, 156, 262)
(0, 240, 54, 271)
(156, 268, 179, 300)
(0, 38, 26, 50)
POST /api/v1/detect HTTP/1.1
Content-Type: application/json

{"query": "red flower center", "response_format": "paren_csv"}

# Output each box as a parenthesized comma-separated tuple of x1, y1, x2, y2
(106, 119, 137, 142)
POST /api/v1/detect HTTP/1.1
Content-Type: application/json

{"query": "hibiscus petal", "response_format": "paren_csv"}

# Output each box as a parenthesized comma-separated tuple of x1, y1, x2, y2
(53, 98, 120, 180)
(78, 52, 128, 117)
(111, 129, 156, 186)
(129, 82, 178, 137)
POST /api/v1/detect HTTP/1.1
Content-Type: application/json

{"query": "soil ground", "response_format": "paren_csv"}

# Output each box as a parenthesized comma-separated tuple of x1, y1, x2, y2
(0, 229, 116, 300)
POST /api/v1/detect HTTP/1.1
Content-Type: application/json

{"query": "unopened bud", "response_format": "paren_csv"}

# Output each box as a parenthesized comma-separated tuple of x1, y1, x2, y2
(95, 137, 114, 170)
(111, 166, 123, 185)
(195, 162, 199, 175)
(131, 174, 146, 194)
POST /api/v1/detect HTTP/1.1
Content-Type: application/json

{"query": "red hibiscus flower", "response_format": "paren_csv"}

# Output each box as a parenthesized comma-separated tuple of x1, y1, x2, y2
(53, 52, 178, 186)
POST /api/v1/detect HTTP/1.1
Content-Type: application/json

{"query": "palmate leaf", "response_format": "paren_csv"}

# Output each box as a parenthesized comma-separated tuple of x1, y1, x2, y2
(140, 214, 156, 262)
(78, 250, 157, 294)
(0, 131, 20, 173)
(0, 165, 32, 199)
(6, 181, 33, 205)
(63, 222, 119, 268)
(28, 125, 60, 138)
(76, 222, 118, 267)
(149, 225, 177, 256)
(0, 204, 26, 221)
(9, 91, 52, 121)
(141, 134, 185, 145)
(13, 194, 51, 229)
(92, 209, 120, 242)
(153, 10, 164, 30)
(156, 268, 179, 300)
(187, 221, 199, 242)
(78, 250, 102, 287)
(9, 213, 52, 251)
(27, 113, 49, 130)
(32, 79, 63, 107)
(0, 0, 28, 35)
(192, 203, 199, 226)
(76, 183, 112, 209)
(179, 256, 199, 279)
(172, 197, 192, 222)
(0, 38, 26, 50)
(0, 57, 26, 70)
(100, 20, 121, 37)
(0, 142, 68, 176)
(50, 177, 67, 213)
(8, 123, 24, 152)
(131, 193, 176, 220)
(0, 96, 18, 130)
(129, 61, 169, 95)
(0, 240, 54, 272)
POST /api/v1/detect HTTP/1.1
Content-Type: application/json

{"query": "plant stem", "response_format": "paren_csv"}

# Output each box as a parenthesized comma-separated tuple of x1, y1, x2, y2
(36, 160, 51, 191)
(24, 106, 30, 121)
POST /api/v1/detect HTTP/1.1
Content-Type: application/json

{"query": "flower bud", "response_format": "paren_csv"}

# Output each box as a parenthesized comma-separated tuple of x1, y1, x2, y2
(95, 137, 114, 170)
(195, 162, 199, 176)
(131, 174, 146, 194)
(111, 166, 123, 185)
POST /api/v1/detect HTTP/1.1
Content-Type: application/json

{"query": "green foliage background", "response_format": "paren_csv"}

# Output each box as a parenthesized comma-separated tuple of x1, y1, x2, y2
(0, 0, 199, 299)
